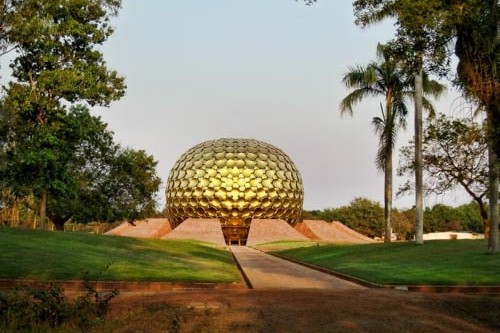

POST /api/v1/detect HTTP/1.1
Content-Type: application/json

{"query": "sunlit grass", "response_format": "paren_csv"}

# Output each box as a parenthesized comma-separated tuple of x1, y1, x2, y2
(276, 240, 500, 285)
(0, 227, 240, 283)
(254, 240, 321, 252)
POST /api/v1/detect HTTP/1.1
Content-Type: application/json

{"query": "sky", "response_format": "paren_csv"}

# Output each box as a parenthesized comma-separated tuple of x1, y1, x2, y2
(89, 0, 467, 211)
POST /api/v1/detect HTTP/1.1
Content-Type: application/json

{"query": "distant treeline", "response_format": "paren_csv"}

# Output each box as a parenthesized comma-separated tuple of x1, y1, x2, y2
(301, 197, 484, 240)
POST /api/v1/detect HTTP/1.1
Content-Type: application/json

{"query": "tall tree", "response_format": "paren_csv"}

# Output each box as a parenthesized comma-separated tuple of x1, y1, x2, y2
(452, 0, 499, 253)
(340, 44, 444, 242)
(94, 148, 162, 223)
(2, 104, 162, 230)
(353, 0, 451, 245)
(302, 0, 498, 251)
(42, 105, 116, 230)
(46, 125, 162, 229)
(1, 0, 125, 229)
(69, 145, 162, 225)
(399, 114, 489, 236)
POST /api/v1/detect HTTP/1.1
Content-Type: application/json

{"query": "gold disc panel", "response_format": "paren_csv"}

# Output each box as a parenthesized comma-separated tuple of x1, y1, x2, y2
(166, 138, 304, 231)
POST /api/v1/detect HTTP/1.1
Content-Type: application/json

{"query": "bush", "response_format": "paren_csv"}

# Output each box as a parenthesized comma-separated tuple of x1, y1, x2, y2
(0, 272, 119, 332)
(73, 271, 120, 331)
(0, 282, 69, 331)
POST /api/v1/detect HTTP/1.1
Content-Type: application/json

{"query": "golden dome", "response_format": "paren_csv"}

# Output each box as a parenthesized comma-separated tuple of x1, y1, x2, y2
(166, 138, 304, 228)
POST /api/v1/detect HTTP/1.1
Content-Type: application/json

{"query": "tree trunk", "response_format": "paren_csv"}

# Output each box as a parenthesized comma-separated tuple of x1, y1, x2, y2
(52, 218, 65, 231)
(414, 68, 424, 244)
(487, 110, 499, 253)
(39, 188, 47, 230)
(384, 147, 393, 243)
(476, 199, 490, 239)
(384, 97, 393, 243)
(47, 212, 66, 231)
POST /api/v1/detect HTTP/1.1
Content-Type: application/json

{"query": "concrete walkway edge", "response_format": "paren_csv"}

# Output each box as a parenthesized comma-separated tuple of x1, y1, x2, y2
(266, 251, 384, 289)
(230, 250, 253, 289)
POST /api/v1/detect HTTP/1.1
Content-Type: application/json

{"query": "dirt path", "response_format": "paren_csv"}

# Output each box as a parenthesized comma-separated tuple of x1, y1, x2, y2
(101, 246, 499, 332)
(108, 289, 499, 333)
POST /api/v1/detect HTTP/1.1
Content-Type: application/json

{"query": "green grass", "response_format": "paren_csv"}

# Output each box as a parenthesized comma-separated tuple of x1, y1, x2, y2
(276, 240, 500, 285)
(253, 240, 321, 252)
(0, 227, 241, 283)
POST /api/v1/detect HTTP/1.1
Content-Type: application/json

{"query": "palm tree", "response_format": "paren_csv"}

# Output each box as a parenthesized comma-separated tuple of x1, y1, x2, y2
(340, 44, 444, 243)
(352, 1, 451, 246)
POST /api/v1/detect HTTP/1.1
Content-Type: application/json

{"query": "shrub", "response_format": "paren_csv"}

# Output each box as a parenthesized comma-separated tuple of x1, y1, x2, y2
(0, 270, 119, 332)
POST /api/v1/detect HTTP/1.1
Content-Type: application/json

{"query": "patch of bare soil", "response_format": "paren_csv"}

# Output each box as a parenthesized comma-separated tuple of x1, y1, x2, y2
(106, 289, 499, 333)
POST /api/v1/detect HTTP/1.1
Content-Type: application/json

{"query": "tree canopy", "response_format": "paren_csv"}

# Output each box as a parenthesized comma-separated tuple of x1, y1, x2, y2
(349, 0, 499, 252)
(303, 198, 484, 238)
(398, 114, 489, 236)
(0, 0, 161, 230)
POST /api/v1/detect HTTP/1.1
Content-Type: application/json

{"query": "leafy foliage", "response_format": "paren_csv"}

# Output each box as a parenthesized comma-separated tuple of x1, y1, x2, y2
(5, 0, 125, 105)
(353, 0, 454, 75)
(340, 43, 414, 171)
(399, 114, 488, 199)
(398, 114, 489, 234)
(453, 1, 499, 115)
(66, 146, 162, 225)
(451, 0, 499, 253)
(303, 199, 485, 237)
(0, 0, 125, 229)
(307, 198, 385, 238)
(0, 276, 118, 332)
(422, 203, 485, 234)
(352, 0, 498, 251)
(1, 103, 162, 229)
(0, 1, 162, 229)
(456, 202, 485, 233)
(340, 43, 444, 242)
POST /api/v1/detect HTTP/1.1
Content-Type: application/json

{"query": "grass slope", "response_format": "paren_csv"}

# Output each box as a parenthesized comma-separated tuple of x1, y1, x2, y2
(0, 227, 240, 283)
(276, 240, 500, 285)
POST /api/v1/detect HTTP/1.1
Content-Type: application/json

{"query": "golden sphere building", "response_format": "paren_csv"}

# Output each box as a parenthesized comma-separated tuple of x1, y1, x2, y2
(166, 138, 304, 244)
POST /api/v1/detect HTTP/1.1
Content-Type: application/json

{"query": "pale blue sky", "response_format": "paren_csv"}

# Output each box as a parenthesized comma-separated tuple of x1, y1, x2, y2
(90, 1, 462, 210)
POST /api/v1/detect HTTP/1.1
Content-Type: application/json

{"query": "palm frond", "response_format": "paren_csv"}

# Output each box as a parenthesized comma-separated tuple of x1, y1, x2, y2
(422, 97, 437, 117)
(340, 87, 382, 116)
(422, 74, 447, 98)
(340, 43, 443, 174)
(371, 104, 398, 172)
(392, 98, 409, 130)
(375, 43, 387, 62)
(342, 64, 378, 88)
(372, 116, 385, 135)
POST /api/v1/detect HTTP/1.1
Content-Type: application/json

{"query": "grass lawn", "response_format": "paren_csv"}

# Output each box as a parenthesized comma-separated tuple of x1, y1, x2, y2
(253, 240, 320, 252)
(0, 227, 241, 283)
(276, 240, 500, 285)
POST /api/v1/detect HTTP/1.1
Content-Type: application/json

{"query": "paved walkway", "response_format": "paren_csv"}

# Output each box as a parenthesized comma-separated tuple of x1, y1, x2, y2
(231, 246, 366, 290)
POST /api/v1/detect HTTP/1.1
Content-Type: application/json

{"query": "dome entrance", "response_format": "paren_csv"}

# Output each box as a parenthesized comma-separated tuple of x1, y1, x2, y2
(221, 217, 249, 245)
